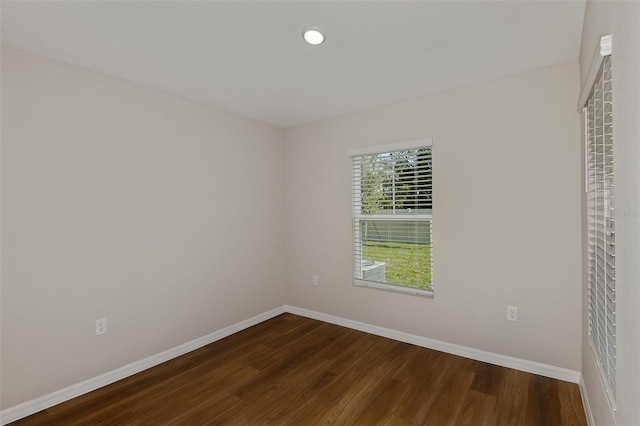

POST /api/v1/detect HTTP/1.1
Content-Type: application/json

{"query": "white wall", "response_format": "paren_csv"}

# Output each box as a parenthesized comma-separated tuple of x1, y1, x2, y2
(579, 2, 640, 425)
(284, 61, 582, 371)
(0, 47, 286, 409)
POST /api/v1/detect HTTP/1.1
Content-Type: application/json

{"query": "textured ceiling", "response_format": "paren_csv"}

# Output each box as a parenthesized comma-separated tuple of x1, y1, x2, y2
(1, 1, 585, 127)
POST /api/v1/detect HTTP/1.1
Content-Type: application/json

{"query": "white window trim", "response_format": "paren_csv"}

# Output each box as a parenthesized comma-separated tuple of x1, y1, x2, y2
(353, 277, 434, 297)
(578, 34, 612, 111)
(348, 138, 433, 157)
(350, 138, 434, 298)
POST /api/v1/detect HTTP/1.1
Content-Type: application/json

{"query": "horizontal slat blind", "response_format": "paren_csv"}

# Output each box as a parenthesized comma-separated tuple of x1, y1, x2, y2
(586, 54, 616, 404)
(352, 146, 433, 293)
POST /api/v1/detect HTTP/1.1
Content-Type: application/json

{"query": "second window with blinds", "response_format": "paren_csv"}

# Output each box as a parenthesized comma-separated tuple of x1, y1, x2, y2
(585, 49, 616, 409)
(349, 139, 433, 297)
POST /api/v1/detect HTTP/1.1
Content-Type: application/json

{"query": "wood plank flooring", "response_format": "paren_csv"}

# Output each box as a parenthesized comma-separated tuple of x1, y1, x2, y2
(11, 313, 587, 425)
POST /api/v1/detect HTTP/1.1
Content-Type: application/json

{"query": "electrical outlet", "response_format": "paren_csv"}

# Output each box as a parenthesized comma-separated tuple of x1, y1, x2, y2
(96, 318, 107, 335)
(507, 306, 518, 322)
(312, 275, 319, 286)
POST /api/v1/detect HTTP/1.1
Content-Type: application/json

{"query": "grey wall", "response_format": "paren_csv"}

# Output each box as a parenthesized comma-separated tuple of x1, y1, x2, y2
(579, 2, 640, 425)
(284, 61, 583, 372)
(0, 47, 286, 409)
(2, 37, 611, 419)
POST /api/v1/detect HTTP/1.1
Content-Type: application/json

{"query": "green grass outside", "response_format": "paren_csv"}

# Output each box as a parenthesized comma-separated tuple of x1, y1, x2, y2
(362, 240, 432, 290)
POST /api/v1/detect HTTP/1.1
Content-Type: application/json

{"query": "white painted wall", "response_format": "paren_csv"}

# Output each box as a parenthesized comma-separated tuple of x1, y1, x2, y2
(0, 47, 286, 409)
(579, 2, 640, 425)
(284, 61, 582, 372)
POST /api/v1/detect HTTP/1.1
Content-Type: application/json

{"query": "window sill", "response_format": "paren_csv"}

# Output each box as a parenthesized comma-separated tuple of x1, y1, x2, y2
(353, 279, 434, 298)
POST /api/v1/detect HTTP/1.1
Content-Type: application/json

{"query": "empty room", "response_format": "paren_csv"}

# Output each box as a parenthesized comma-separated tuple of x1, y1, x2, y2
(1, 1, 639, 425)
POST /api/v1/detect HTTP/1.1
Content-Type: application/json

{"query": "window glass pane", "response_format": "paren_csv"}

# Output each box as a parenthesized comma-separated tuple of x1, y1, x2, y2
(352, 144, 433, 294)
(359, 148, 432, 214)
(360, 219, 432, 289)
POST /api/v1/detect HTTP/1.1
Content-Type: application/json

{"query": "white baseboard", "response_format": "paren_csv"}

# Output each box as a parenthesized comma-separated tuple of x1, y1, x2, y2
(2, 304, 583, 424)
(579, 373, 595, 426)
(284, 305, 581, 384)
(0, 306, 286, 425)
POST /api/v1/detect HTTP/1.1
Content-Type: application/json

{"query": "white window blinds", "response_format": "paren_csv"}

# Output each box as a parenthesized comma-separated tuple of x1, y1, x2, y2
(586, 53, 616, 406)
(350, 139, 433, 297)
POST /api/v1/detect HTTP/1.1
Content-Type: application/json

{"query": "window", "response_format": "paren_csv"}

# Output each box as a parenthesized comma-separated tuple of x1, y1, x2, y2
(349, 139, 433, 297)
(582, 35, 615, 410)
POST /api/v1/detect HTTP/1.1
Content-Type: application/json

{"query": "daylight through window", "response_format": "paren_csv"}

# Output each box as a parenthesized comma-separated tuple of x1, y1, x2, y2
(350, 139, 433, 296)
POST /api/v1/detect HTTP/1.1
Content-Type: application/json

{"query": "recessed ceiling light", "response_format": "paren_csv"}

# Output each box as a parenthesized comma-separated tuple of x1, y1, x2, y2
(303, 28, 325, 46)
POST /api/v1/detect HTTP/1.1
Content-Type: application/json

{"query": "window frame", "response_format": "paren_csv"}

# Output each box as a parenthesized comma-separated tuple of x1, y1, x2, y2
(349, 138, 434, 298)
(579, 34, 616, 414)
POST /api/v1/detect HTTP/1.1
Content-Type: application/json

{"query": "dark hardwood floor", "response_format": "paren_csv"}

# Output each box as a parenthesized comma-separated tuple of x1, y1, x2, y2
(12, 313, 587, 425)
